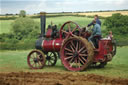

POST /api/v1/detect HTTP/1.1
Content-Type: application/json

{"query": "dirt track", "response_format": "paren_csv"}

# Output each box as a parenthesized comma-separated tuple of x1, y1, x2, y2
(0, 72, 128, 85)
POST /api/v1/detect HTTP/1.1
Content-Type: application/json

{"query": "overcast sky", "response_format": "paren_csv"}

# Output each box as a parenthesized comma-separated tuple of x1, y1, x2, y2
(1, 0, 128, 14)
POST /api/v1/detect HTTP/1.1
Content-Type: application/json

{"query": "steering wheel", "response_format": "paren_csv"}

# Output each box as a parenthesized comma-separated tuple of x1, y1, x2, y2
(60, 21, 81, 39)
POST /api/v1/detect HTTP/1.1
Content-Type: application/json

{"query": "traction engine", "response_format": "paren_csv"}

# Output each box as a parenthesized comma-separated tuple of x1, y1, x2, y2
(27, 12, 116, 71)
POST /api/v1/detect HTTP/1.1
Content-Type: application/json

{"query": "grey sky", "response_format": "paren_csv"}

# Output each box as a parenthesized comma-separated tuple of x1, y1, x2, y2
(1, 0, 128, 14)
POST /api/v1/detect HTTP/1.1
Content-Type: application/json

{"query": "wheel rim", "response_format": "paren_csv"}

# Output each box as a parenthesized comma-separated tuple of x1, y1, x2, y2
(61, 38, 89, 71)
(27, 50, 45, 69)
(45, 52, 57, 66)
(60, 21, 81, 39)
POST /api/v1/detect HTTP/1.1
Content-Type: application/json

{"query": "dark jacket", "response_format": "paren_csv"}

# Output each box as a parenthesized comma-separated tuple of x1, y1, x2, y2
(88, 18, 101, 27)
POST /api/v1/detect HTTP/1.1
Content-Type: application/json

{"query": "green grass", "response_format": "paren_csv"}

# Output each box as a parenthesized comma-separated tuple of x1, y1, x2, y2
(0, 47, 128, 78)
(34, 16, 92, 27)
(34, 16, 105, 30)
(85, 46, 128, 78)
(0, 20, 13, 34)
(0, 16, 105, 34)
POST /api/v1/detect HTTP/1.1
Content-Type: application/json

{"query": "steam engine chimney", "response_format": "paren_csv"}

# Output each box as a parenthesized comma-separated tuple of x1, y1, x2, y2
(40, 12, 46, 37)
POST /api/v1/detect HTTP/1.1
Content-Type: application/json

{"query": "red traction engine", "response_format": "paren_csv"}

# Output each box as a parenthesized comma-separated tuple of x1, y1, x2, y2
(27, 12, 116, 71)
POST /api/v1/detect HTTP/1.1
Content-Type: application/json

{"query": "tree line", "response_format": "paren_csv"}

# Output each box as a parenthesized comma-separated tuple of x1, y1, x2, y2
(104, 13, 128, 46)
(0, 11, 128, 50)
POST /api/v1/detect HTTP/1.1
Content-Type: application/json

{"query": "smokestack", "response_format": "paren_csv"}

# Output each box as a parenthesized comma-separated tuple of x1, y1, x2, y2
(40, 12, 46, 37)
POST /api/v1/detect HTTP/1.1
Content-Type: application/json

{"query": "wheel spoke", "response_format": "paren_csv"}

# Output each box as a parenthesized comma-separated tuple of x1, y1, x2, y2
(65, 47, 73, 53)
(50, 57, 55, 61)
(72, 27, 77, 33)
(35, 63, 37, 68)
(65, 52, 73, 56)
(31, 63, 35, 67)
(79, 54, 88, 57)
(70, 41, 75, 49)
(78, 46, 86, 53)
(34, 63, 36, 67)
(70, 62, 74, 67)
(49, 59, 54, 62)
(69, 57, 74, 63)
(78, 59, 81, 68)
(81, 50, 87, 54)
(38, 61, 42, 66)
(68, 23, 71, 32)
(49, 52, 52, 56)
(49, 60, 53, 65)
(78, 41, 81, 51)
(69, 43, 75, 52)
(32, 54, 35, 59)
(75, 58, 79, 68)
(76, 41, 79, 51)
(78, 57, 84, 65)
(61, 30, 68, 34)
(37, 54, 41, 59)
(64, 56, 73, 60)
(80, 56, 87, 63)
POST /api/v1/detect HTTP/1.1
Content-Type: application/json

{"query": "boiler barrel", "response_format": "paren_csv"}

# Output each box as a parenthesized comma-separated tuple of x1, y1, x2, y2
(35, 38, 63, 52)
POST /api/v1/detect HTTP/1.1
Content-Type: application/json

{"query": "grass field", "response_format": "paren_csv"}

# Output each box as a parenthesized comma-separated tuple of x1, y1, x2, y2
(0, 47, 128, 78)
(0, 16, 106, 34)
(0, 20, 13, 34)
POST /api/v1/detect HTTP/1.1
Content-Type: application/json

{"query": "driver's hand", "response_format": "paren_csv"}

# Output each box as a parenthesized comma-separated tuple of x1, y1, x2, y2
(86, 26, 92, 32)
(86, 27, 89, 31)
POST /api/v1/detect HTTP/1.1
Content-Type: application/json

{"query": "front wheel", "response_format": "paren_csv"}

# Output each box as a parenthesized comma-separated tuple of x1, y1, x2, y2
(27, 50, 46, 69)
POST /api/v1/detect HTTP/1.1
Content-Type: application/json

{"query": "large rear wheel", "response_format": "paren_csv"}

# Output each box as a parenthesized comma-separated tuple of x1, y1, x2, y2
(60, 37, 94, 71)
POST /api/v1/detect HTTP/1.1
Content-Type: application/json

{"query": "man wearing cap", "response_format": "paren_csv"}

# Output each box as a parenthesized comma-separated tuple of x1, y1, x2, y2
(88, 15, 101, 27)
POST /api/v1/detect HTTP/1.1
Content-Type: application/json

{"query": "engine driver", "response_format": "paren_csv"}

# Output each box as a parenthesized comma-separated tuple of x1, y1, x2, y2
(88, 20, 102, 48)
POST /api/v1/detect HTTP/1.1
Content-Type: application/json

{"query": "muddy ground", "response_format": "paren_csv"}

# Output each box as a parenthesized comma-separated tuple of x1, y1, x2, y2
(0, 72, 128, 85)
